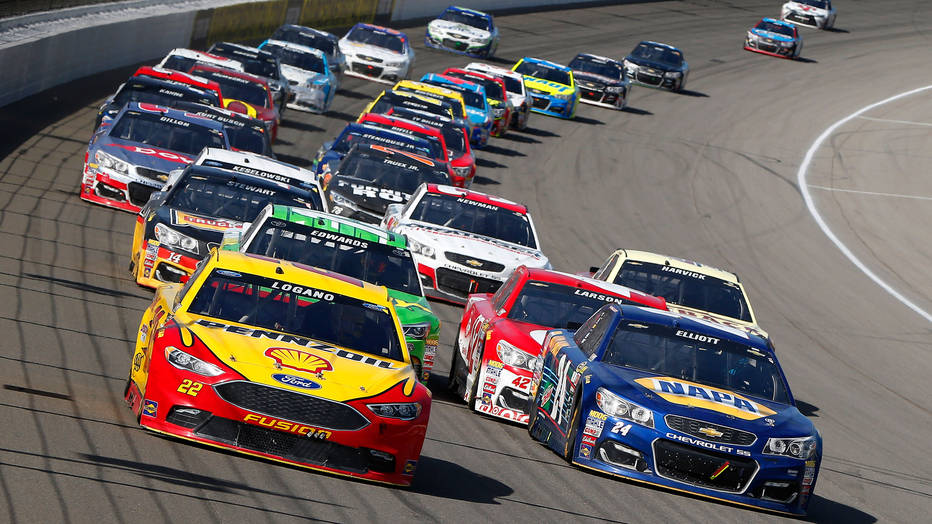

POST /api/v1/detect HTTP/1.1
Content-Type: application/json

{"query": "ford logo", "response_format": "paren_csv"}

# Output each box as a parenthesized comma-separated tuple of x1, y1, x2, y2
(272, 374, 320, 389)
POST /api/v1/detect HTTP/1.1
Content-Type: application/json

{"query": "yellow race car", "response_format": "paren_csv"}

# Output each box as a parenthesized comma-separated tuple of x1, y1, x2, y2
(513, 56, 579, 119)
(124, 250, 431, 486)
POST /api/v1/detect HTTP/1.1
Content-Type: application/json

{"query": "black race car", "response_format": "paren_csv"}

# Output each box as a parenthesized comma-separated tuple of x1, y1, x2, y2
(623, 41, 689, 92)
(569, 53, 630, 109)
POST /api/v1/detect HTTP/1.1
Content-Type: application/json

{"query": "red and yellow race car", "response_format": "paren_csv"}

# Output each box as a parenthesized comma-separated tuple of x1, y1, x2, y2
(452, 266, 666, 424)
(124, 250, 431, 485)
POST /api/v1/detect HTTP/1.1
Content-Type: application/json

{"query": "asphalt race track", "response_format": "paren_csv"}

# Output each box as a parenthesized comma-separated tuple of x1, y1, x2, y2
(1, 1, 931, 522)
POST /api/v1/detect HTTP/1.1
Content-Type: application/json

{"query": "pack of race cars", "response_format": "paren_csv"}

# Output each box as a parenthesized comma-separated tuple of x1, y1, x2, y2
(83, 4, 822, 515)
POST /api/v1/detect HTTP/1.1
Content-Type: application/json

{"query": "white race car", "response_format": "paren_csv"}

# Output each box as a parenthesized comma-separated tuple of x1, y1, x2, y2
(781, 0, 837, 29)
(258, 39, 338, 113)
(381, 184, 549, 305)
(157, 48, 243, 73)
(339, 23, 415, 84)
(464, 62, 531, 130)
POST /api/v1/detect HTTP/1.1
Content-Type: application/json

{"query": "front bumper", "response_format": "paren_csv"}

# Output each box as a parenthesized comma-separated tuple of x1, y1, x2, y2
(287, 83, 332, 113)
(578, 87, 627, 109)
(450, 157, 475, 188)
(133, 239, 200, 289)
(625, 68, 682, 91)
(782, 10, 828, 28)
(527, 93, 577, 119)
(416, 262, 505, 305)
(554, 407, 817, 516)
(80, 163, 162, 213)
(473, 360, 532, 424)
(424, 34, 493, 58)
(344, 56, 407, 85)
(744, 38, 798, 58)
(126, 356, 428, 486)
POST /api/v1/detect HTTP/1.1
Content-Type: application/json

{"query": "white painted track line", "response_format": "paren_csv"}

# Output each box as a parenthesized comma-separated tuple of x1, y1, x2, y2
(808, 185, 932, 201)
(798, 86, 932, 323)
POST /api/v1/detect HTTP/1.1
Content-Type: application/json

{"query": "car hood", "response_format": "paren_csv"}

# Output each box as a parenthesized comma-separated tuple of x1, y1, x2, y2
(785, 2, 828, 15)
(156, 205, 241, 243)
(493, 318, 549, 356)
(428, 20, 492, 40)
(522, 76, 574, 95)
(592, 365, 814, 434)
(400, 221, 548, 267)
(280, 64, 323, 83)
(665, 304, 768, 340)
(183, 314, 413, 401)
(331, 177, 411, 215)
(388, 291, 438, 328)
(100, 137, 194, 171)
(749, 28, 795, 42)
(573, 71, 624, 87)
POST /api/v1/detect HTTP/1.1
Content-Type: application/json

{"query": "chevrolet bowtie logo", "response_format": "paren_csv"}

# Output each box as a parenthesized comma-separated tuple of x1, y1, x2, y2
(698, 427, 724, 438)
(465, 259, 482, 267)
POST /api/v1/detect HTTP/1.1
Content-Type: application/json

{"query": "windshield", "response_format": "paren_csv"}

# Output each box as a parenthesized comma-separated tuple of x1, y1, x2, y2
(798, 0, 827, 8)
(602, 321, 789, 403)
(445, 72, 504, 100)
(331, 127, 432, 157)
(409, 192, 536, 248)
(385, 109, 467, 156)
(497, 74, 523, 94)
(166, 174, 312, 222)
(629, 43, 684, 66)
(109, 110, 224, 155)
(246, 220, 421, 295)
(508, 281, 641, 329)
(569, 55, 624, 80)
(754, 20, 795, 36)
(226, 126, 270, 155)
(439, 10, 490, 31)
(514, 61, 571, 86)
(273, 28, 335, 55)
(371, 92, 456, 119)
(263, 44, 326, 73)
(336, 152, 449, 195)
(429, 81, 484, 109)
(209, 45, 279, 78)
(346, 26, 405, 53)
(188, 270, 403, 360)
(195, 71, 269, 107)
(612, 260, 752, 322)
(360, 120, 445, 160)
(113, 84, 219, 110)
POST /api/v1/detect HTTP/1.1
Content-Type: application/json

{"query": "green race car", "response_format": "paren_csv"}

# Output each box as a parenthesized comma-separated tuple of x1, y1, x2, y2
(225, 205, 440, 383)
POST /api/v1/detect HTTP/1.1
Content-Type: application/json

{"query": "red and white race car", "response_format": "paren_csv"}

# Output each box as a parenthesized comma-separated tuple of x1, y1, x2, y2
(450, 266, 667, 424)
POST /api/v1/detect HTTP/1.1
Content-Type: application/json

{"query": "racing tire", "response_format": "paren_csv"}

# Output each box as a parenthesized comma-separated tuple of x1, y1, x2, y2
(562, 395, 582, 463)
(447, 339, 463, 394)
(465, 352, 481, 412)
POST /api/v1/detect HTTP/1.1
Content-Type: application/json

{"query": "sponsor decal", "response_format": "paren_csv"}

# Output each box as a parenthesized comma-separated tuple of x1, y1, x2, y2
(110, 144, 192, 164)
(587, 410, 607, 421)
(635, 377, 776, 420)
(339, 181, 406, 204)
(269, 281, 335, 300)
(710, 461, 730, 480)
(660, 265, 706, 279)
(666, 432, 751, 456)
(242, 414, 331, 439)
(403, 460, 417, 475)
(171, 210, 241, 231)
(133, 352, 144, 371)
(265, 347, 333, 374)
(272, 373, 320, 389)
(583, 426, 601, 437)
(476, 403, 529, 422)
(580, 444, 592, 458)
(485, 364, 502, 377)
(227, 180, 277, 196)
(310, 228, 372, 249)
(581, 435, 597, 445)
(675, 329, 720, 345)
(540, 385, 554, 405)
(480, 393, 492, 405)
(142, 399, 158, 417)
(159, 116, 190, 127)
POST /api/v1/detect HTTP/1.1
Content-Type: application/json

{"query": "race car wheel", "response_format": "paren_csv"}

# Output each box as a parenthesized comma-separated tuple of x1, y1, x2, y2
(465, 355, 481, 412)
(447, 339, 465, 396)
(562, 395, 582, 462)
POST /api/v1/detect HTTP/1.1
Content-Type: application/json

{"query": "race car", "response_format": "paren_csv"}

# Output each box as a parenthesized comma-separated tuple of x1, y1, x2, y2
(623, 41, 689, 92)
(206, 42, 291, 115)
(588, 249, 768, 339)
(512, 57, 579, 119)
(381, 106, 475, 187)
(311, 121, 435, 178)
(452, 266, 667, 424)
(356, 112, 453, 171)
(362, 88, 458, 122)
(189, 65, 280, 142)
(271, 24, 345, 76)
(781, 0, 836, 29)
(133, 66, 226, 109)
(744, 18, 803, 59)
(420, 74, 492, 147)
(323, 144, 451, 224)
(569, 53, 630, 110)
(81, 103, 229, 213)
(441, 68, 512, 137)
(180, 148, 325, 209)
(129, 162, 322, 288)
(93, 75, 221, 130)
(528, 303, 821, 515)
(465, 62, 531, 130)
(339, 23, 415, 84)
(226, 205, 441, 383)
(171, 102, 274, 158)
(258, 40, 338, 113)
(380, 184, 550, 305)
(391, 80, 469, 127)
(157, 48, 244, 74)
(124, 249, 431, 486)
(425, 6, 499, 58)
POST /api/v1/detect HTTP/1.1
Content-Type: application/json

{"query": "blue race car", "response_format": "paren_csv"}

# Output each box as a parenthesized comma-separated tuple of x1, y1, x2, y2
(420, 73, 492, 147)
(528, 303, 821, 516)
(425, 6, 499, 58)
(311, 122, 435, 178)
(744, 17, 803, 59)
(512, 57, 578, 119)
